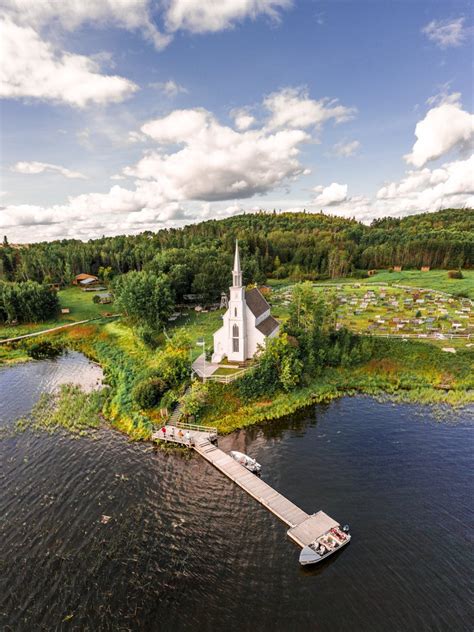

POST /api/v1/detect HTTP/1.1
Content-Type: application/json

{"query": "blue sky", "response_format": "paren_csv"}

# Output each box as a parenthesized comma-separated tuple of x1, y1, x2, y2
(0, 0, 472, 241)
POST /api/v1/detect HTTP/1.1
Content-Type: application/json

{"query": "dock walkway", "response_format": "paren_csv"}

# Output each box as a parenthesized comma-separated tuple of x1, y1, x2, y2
(152, 424, 340, 550)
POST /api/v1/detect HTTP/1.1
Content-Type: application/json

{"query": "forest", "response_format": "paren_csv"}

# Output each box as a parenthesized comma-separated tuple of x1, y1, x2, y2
(0, 280, 59, 324)
(0, 209, 472, 310)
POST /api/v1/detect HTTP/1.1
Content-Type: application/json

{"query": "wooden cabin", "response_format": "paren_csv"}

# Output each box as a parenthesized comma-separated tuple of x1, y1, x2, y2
(73, 273, 99, 286)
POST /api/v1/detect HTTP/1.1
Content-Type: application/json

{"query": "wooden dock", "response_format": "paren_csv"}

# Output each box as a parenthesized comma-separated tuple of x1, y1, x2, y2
(152, 423, 343, 551)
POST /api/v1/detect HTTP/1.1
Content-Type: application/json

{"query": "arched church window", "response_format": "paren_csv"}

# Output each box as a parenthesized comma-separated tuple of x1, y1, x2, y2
(234, 307, 237, 317)
(232, 324, 239, 352)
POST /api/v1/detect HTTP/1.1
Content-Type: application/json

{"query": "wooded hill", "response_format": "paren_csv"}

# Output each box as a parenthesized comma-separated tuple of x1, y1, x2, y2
(1, 209, 472, 302)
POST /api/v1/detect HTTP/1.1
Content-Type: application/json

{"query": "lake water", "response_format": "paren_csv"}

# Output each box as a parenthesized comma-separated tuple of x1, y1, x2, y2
(1, 353, 473, 631)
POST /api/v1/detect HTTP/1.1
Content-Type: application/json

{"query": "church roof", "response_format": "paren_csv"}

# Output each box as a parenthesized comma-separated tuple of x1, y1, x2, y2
(256, 315, 280, 336)
(245, 287, 270, 318)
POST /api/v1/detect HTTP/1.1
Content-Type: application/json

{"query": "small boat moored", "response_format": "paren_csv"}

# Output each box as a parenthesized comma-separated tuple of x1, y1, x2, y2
(229, 450, 261, 474)
(299, 524, 351, 565)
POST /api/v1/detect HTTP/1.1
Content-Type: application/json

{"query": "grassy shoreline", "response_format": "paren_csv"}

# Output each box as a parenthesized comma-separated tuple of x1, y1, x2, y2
(1, 279, 473, 438)
(1, 323, 473, 437)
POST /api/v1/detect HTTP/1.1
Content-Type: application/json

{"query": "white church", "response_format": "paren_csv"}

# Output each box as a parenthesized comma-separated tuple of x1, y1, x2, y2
(212, 241, 280, 364)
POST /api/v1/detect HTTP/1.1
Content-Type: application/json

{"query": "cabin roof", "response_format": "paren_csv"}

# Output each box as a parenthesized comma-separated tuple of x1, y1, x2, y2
(245, 287, 270, 318)
(75, 273, 98, 281)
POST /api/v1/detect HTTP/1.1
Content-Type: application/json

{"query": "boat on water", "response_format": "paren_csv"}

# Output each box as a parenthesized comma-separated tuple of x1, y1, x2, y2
(229, 451, 261, 474)
(299, 524, 351, 565)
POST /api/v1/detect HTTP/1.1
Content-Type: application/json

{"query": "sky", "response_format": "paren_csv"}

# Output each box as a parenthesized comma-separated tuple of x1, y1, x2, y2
(0, 0, 473, 243)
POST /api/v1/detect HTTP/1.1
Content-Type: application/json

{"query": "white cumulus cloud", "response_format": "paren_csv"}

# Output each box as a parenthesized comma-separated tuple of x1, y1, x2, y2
(141, 109, 211, 144)
(11, 161, 87, 179)
(0, 0, 296, 113)
(0, 19, 138, 107)
(377, 155, 474, 208)
(1, 87, 355, 240)
(312, 182, 348, 206)
(148, 80, 188, 97)
(129, 105, 310, 201)
(422, 17, 468, 48)
(320, 155, 474, 222)
(404, 95, 474, 167)
(2, 0, 293, 50)
(231, 108, 256, 131)
(264, 87, 355, 131)
(1, 0, 171, 50)
(333, 140, 360, 157)
(164, 0, 292, 33)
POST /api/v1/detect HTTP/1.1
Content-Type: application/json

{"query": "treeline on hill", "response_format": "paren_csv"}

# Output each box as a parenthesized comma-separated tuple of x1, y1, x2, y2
(0, 280, 59, 324)
(0, 209, 472, 305)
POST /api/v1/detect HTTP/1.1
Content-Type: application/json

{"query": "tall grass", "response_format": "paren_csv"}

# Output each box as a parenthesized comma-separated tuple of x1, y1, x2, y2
(16, 384, 105, 435)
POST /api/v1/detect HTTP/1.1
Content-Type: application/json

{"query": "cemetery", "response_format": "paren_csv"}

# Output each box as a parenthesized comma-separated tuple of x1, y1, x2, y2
(274, 284, 473, 342)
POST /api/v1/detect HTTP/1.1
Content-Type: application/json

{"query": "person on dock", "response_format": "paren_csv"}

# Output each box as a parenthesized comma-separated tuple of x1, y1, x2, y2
(161, 426, 167, 438)
(178, 429, 184, 442)
(170, 426, 175, 439)
(185, 431, 191, 446)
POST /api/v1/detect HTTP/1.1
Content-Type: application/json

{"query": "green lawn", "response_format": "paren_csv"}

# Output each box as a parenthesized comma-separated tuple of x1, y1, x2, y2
(213, 366, 242, 376)
(167, 309, 224, 360)
(355, 269, 473, 298)
(58, 287, 113, 320)
(267, 270, 474, 298)
(0, 286, 113, 339)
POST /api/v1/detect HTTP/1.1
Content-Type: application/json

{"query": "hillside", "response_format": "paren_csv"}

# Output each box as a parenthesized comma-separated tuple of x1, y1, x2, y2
(1, 209, 472, 301)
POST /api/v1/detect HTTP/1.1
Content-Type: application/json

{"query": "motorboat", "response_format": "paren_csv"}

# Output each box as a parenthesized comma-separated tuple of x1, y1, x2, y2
(229, 450, 261, 474)
(299, 524, 351, 565)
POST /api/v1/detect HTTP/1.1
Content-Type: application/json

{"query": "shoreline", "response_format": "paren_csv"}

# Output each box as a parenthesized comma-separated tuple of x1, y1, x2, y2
(1, 323, 473, 438)
(202, 380, 474, 435)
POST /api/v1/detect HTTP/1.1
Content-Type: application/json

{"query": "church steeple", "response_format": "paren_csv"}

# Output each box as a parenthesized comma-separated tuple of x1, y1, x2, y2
(232, 239, 242, 287)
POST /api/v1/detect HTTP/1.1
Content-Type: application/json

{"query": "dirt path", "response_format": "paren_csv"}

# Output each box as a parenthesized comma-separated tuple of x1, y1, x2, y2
(0, 315, 120, 345)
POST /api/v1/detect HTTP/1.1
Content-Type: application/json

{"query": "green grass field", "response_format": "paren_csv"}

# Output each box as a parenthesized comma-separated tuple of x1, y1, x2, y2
(351, 269, 474, 297)
(168, 309, 224, 360)
(0, 286, 113, 339)
(268, 270, 474, 299)
(58, 287, 113, 320)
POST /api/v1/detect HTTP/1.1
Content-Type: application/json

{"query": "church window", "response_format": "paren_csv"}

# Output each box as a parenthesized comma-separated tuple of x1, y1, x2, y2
(234, 307, 237, 317)
(232, 324, 239, 352)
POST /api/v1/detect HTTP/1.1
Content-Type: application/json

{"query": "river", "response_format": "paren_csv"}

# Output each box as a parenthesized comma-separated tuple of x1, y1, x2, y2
(1, 352, 473, 631)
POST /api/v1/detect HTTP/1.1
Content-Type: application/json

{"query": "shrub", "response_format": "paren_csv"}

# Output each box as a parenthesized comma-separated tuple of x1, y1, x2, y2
(160, 388, 180, 411)
(92, 294, 101, 304)
(132, 377, 167, 409)
(155, 332, 192, 386)
(448, 270, 463, 279)
(26, 340, 63, 359)
(180, 381, 209, 418)
(137, 325, 159, 349)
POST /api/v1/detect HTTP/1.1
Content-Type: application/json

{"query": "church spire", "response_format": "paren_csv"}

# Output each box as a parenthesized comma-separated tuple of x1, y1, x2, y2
(232, 239, 242, 287)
